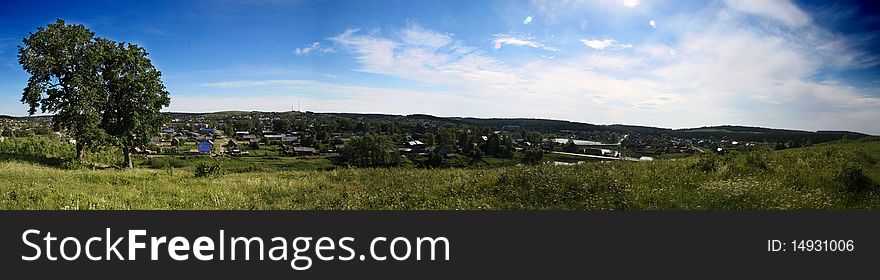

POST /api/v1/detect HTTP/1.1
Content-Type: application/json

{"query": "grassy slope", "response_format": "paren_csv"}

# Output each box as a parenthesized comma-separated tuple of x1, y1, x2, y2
(0, 139, 878, 210)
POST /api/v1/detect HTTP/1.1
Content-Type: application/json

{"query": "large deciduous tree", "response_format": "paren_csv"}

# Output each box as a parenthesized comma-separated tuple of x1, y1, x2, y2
(96, 39, 170, 168)
(18, 19, 170, 168)
(18, 19, 107, 161)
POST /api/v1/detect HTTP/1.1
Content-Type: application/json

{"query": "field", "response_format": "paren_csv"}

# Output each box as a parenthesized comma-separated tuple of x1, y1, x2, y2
(0, 137, 878, 210)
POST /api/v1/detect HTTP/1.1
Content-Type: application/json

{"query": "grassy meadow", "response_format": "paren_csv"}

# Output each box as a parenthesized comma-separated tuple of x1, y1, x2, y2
(0, 137, 878, 210)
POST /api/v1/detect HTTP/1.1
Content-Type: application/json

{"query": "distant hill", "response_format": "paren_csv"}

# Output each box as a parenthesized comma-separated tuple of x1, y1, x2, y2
(452, 117, 604, 132)
(8, 111, 869, 143)
(668, 125, 868, 143)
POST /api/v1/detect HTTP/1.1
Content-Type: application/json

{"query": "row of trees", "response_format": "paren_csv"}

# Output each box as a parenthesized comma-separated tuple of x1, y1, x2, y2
(18, 19, 170, 168)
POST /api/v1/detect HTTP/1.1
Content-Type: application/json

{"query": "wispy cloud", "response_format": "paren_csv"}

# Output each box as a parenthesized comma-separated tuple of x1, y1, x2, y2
(623, 0, 640, 8)
(580, 38, 633, 50)
(724, 0, 811, 28)
(294, 42, 335, 56)
(493, 34, 560, 51)
(329, 25, 516, 89)
(319, 19, 880, 133)
(176, 2, 880, 134)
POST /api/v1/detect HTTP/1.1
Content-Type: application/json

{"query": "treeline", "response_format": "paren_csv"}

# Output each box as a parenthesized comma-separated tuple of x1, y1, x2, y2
(333, 129, 544, 168)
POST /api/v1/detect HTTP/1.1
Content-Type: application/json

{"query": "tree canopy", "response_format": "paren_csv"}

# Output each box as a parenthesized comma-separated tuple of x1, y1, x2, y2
(18, 19, 107, 160)
(18, 19, 170, 167)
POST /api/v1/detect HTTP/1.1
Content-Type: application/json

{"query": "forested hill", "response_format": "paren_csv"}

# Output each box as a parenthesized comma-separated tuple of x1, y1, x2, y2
(177, 111, 872, 142)
(11, 111, 872, 144)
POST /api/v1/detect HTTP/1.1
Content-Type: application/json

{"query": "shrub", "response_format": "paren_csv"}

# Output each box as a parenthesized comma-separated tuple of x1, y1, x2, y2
(147, 157, 188, 169)
(522, 148, 544, 165)
(60, 159, 85, 170)
(721, 151, 770, 177)
(337, 136, 399, 167)
(194, 160, 224, 178)
(689, 154, 718, 173)
(833, 165, 875, 193)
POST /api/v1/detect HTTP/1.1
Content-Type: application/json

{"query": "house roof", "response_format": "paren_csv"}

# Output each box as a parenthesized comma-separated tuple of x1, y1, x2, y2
(293, 147, 318, 152)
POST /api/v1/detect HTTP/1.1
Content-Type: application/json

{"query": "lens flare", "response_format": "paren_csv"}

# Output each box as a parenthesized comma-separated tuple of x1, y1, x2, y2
(523, 16, 533, 25)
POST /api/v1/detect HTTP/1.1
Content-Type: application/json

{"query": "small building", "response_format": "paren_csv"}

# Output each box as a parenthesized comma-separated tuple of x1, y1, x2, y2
(293, 146, 318, 155)
(242, 134, 258, 143)
(406, 140, 426, 151)
(225, 140, 238, 150)
(264, 134, 285, 143)
(198, 141, 213, 154)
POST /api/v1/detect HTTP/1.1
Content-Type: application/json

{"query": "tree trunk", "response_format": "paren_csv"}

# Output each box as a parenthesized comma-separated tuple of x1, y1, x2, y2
(76, 143, 85, 162)
(123, 147, 133, 169)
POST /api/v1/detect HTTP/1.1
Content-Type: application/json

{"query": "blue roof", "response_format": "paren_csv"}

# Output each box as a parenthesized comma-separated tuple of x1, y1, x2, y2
(198, 141, 213, 154)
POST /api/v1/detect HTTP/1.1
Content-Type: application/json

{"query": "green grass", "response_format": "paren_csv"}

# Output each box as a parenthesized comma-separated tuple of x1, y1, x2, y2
(0, 138, 878, 210)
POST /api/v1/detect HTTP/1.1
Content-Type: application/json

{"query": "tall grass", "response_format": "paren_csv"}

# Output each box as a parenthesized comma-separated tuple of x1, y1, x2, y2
(0, 138, 877, 210)
(0, 136, 121, 168)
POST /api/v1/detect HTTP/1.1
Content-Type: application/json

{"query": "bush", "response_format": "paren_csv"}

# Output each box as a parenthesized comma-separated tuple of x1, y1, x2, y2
(60, 159, 85, 170)
(721, 151, 770, 177)
(146, 157, 188, 169)
(689, 154, 718, 173)
(522, 148, 544, 165)
(833, 165, 875, 193)
(194, 160, 224, 178)
(337, 136, 399, 167)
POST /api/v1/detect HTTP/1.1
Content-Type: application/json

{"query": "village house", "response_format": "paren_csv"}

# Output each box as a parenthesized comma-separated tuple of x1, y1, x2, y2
(264, 134, 285, 144)
(293, 146, 318, 155)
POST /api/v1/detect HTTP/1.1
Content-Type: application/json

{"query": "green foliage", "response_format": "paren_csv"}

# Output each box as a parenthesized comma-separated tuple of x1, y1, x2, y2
(146, 157, 189, 169)
(423, 150, 444, 168)
(194, 160, 223, 178)
(719, 151, 771, 177)
(833, 165, 874, 193)
(493, 166, 629, 209)
(18, 19, 108, 158)
(0, 139, 878, 210)
(18, 19, 170, 167)
(689, 153, 719, 173)
(95, 38, 170, 168)
(0, 136, 75, 158)
(337, 136, 399, 167)
(522, 147, 544, 165)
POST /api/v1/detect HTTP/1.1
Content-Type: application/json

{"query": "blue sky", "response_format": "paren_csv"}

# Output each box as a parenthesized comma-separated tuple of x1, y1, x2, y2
(1, 0, 879, 133)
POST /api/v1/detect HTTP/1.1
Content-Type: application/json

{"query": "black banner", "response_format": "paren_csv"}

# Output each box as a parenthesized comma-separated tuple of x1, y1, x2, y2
(0, 211, 876, 278)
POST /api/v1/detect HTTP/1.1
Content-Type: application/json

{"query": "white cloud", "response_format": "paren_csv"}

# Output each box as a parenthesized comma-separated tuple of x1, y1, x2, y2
(400, 24, 452, 49)
(580, 39, 633, 50)
(190, 17, 880, 134)
(623, 0, 640, 8)
(493, 34, 560, 52)
(294, 42, 335, 56)
(724, 0, 811, 28)
(638, 44, 676, 60)
(329, 25, 518, 91)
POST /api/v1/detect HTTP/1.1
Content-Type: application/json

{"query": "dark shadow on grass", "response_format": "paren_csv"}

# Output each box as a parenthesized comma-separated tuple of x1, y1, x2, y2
(0, 153, 70, 168)
(0, 153, 119, 170)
